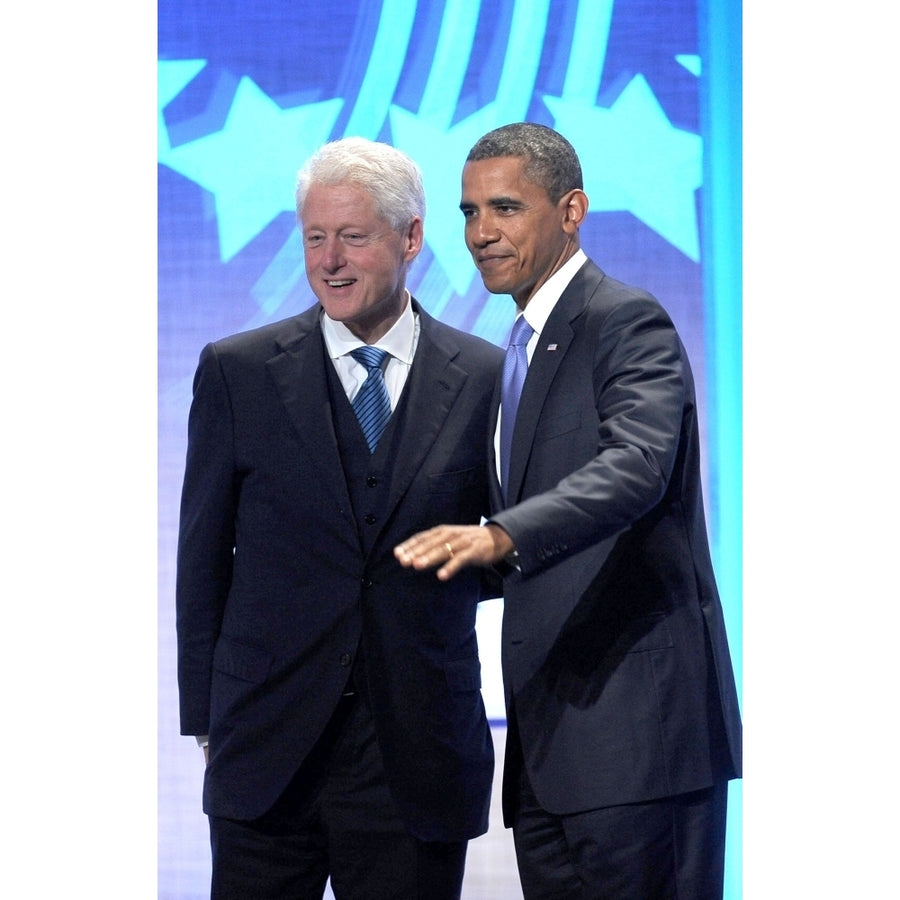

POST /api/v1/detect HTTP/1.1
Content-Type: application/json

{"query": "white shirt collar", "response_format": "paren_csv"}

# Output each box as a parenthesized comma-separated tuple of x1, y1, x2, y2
(518, 249, 587, 335)
(320, 290, 417, 363)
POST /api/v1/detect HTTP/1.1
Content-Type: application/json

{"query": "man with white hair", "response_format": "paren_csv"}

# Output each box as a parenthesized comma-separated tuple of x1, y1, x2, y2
(177, 137, 502, 899)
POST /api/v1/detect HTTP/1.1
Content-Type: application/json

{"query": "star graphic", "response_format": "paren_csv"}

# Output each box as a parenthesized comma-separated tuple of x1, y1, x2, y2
(390, 103, 508, 295)
(677, 54, 702, 77)
(160, 76, 343, 261)
(157, 59, 207, 160)
(544, 74, 703, 261)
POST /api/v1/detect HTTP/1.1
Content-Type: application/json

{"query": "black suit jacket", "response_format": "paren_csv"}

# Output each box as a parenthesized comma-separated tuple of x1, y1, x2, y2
(176, 299, 502, 841)
(489, 260, 742, 825)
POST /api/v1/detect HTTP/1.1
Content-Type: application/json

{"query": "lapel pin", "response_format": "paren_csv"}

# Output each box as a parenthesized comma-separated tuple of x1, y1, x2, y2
(547, 343, 558, 351)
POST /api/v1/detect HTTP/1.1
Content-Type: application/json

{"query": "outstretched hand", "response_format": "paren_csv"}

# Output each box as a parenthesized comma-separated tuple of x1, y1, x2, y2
(394, 523, 514, 581)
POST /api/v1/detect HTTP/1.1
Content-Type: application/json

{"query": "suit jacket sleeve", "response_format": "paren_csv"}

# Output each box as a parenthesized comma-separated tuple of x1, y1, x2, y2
(490, 292, 687, 577)
(176, 342, 237, 736)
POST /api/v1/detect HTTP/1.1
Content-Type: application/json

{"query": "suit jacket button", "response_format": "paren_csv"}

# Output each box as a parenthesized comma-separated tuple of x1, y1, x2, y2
(366, 474, 378, 487)
(340, 653, 352, 667)
(361, 577, 373, 589)
(364, 513, 377, 525)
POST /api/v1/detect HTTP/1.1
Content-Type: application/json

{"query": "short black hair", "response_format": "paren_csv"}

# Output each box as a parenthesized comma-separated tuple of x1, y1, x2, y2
(466, 123, 583, 203)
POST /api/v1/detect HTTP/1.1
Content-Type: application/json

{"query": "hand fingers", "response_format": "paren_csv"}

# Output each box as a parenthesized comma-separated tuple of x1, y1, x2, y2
(395, 527, 465, 571)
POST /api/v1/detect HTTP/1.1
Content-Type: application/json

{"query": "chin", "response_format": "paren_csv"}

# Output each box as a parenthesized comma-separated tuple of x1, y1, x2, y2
(477, 273, 505, 295)
(486, 281, 513, 297)
(320, 299, 360, 320)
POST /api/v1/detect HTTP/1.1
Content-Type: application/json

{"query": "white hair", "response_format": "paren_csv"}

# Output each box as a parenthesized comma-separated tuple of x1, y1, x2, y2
(295, 137, 425, 232)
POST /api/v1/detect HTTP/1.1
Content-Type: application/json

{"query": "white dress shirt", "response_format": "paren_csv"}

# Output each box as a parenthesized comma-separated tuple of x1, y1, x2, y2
(494, 249, 587, 479)
(321, 290, 419, 407)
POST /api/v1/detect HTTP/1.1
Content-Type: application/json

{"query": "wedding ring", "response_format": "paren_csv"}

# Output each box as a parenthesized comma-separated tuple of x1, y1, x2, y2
(445, 542, 454, 558)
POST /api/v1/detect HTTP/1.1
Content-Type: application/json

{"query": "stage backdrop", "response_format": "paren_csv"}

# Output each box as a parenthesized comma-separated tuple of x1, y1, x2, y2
(158, 0, 742, 895)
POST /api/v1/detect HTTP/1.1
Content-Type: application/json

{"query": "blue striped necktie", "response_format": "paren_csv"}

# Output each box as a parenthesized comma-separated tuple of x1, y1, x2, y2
(350, 346, 392, 453)
(499, 315, 534, 502)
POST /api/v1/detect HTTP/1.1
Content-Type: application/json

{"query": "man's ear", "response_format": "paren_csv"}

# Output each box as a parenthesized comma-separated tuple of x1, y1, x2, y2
(561, 189, 588, 233)
(404, 215, 424, 261)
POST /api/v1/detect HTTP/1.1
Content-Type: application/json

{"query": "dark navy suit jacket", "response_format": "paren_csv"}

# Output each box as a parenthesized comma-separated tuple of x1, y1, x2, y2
(176, 300, 502, 841)
(488, 260, 742, 825)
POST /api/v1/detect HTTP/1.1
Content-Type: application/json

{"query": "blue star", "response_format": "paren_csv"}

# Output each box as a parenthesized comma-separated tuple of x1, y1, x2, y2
(545, 74, 703, 261)
(157, 59, 206, 160)
(160, 76, 343, 261)
(677, 54, 702, 77)
(390, 103, 510, 296)
(388, 0, 548, 296)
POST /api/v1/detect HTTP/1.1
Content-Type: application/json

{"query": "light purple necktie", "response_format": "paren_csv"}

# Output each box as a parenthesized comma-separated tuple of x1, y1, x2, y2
(499, 316, 534, 502)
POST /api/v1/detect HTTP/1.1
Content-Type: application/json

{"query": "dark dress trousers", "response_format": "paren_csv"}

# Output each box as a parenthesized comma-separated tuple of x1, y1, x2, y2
(176, 299, 502, 843)
(488, 260, 743, 827)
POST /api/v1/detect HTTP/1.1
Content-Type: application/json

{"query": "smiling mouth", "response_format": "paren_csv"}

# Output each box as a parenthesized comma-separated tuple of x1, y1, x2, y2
(326, 279, 356, 287)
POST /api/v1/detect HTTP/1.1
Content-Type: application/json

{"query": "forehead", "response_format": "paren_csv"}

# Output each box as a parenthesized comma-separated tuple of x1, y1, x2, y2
(461, 156, 549, 203)
(301, 181, 379, 227)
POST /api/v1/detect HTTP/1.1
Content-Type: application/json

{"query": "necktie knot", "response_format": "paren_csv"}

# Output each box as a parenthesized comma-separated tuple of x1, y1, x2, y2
(351, 345, 389, 372)
(508, 315, 534, 348)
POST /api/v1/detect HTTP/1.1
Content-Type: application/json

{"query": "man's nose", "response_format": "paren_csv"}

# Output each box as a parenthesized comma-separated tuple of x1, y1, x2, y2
(470, 216, 499, 247)
(320, 236, 345, 270)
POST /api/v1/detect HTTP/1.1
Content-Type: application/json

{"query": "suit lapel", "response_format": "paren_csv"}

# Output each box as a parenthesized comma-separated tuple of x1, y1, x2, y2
(505, 263, 600, 505)
(505, 318, 572, 505)
(487, 376, 504, 511)
(265, 308, 356, 520)
(382, 305, 468, 517)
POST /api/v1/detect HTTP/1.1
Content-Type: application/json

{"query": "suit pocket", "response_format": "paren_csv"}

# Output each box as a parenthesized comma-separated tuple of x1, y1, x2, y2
(623, 613, 675, 653)
(213, 635, 273, 684)
(444, 656, 482, 692)
(427, 465, 482, 494)
(533, 410, 581, 445)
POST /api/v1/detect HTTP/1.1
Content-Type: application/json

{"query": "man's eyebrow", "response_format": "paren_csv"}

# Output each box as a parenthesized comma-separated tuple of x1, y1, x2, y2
(459, 196, 523, 211)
